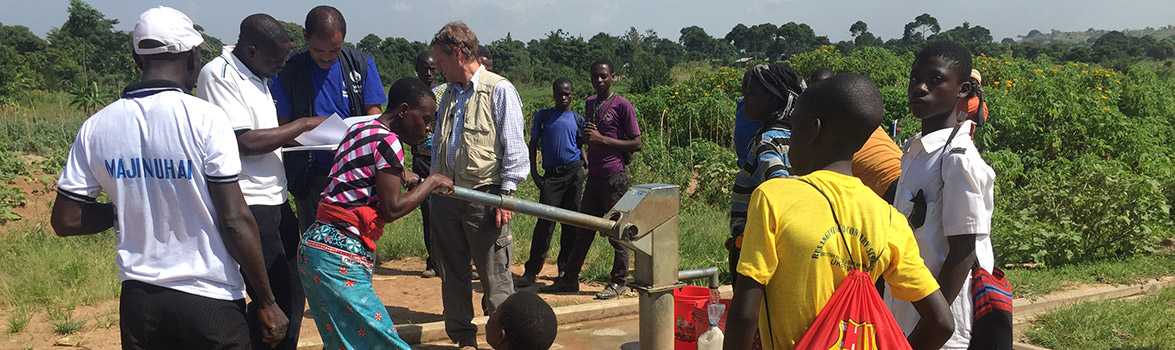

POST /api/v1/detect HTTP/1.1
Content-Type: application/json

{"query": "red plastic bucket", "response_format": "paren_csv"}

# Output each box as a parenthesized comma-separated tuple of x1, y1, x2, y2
(674, 286, 714, 350)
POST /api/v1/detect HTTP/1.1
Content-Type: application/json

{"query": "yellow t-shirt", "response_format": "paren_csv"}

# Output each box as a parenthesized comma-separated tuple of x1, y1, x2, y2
(852, 127, 903, 197)
(736, 170, 939, 350)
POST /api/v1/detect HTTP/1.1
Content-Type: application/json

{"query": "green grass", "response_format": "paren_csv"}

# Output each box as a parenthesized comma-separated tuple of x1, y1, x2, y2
(47, 306, 84, 335)
(51, 318, 84, 336)
(0, 225, 120, 310)
(1005, 254, 1175, 298)
(6, 306, 29, 334)
(1025, 286, 1175, 349)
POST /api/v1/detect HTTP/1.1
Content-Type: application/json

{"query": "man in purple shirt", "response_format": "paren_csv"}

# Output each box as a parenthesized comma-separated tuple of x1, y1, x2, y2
(547, 60, 642, 299)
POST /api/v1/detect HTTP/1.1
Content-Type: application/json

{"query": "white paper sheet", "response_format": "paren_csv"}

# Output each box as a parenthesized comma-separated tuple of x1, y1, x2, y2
(285, 114, 381, 152)
(293, 113, 348, 147)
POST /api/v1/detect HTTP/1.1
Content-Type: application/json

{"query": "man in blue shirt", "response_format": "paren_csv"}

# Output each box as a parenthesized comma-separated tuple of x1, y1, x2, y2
(270, 6, 387, 231)
(520, 78, 586, 289)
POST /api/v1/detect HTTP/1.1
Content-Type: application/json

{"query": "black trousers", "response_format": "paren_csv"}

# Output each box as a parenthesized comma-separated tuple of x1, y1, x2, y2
(413, 154, 437, 270)
(523, 161, 586, 277)
(564, 172, 630, 285)
(120, 280, 251, 350)
(243, 203, 304, 350)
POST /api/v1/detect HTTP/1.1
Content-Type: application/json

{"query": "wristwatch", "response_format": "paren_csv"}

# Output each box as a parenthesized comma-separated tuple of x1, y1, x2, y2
(498, 189, 516, 196)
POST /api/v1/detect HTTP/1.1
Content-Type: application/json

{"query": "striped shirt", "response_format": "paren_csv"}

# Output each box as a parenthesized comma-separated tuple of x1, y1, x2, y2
(321, 119, 405, 210)
(729, 126, 792, 238)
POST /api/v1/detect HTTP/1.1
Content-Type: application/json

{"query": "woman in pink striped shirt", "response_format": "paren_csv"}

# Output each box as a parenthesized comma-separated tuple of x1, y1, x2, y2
(297, 78, 453, 350)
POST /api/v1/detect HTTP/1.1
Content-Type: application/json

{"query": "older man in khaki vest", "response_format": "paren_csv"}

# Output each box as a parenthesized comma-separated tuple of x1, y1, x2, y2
(428, 22, 529, 349)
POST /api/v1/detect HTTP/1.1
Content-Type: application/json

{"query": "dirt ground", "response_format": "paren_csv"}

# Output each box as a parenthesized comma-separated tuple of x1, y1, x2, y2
(0, 258, 611, 350)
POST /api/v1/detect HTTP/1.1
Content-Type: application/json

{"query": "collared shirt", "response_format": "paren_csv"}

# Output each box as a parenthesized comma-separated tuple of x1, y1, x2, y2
(530, 108, 584, 169)
(884, 120, 996, 349)
(57, 80, 246, 301)
(196, 46, 285, 205)
(433, 67, 529, 191)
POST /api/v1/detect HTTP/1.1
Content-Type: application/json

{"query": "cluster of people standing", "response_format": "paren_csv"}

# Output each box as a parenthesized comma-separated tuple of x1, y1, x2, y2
(46, 3, 1001, 350)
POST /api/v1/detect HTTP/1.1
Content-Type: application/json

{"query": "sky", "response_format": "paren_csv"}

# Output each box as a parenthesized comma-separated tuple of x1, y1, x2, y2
(2, 0, 1173, 44)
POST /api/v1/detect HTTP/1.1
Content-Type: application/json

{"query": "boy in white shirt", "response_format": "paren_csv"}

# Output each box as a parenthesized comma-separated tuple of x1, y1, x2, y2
(884, 41, 997, 349)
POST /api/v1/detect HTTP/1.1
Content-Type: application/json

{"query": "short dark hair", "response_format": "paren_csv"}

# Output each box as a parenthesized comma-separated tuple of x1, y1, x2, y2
(387, 77, 436, 109)
(915, 40, 972, 81)
(498, 292, 557, 350)
(552, 77, 572, 90)
(798, 73, 884, 157)
(415, 51, 433, 67)
(590, 59, 613, 73)
(239, 14, 289, 49)
(304, 5, 346, 37)
(478, 45, 492, 59)
(808, 69, 834, 84)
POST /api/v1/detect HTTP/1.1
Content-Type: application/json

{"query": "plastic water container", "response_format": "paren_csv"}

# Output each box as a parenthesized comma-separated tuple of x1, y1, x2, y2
(696, 301, 726, 350)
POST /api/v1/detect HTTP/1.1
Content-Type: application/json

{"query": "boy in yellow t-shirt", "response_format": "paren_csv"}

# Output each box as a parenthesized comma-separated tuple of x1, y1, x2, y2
(724, 74, 955, 350)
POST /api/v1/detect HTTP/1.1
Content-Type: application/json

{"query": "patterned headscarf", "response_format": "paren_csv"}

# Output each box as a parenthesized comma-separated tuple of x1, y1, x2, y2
(747, 63, 807, 126)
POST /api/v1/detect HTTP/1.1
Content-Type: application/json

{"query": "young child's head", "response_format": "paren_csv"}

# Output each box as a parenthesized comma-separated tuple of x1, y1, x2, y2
(908, 41, 973, 121)
(552, 78, 573, 111)
(808, 68, 835, 84)
(740, 63, 806, 123)
(789, 74, 884, 175)
(486, 292, 557, 350)
(383, 77, 437, 146)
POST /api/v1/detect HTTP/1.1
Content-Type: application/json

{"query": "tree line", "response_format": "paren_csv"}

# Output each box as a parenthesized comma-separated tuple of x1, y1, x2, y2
(3, 0, 1174, 107)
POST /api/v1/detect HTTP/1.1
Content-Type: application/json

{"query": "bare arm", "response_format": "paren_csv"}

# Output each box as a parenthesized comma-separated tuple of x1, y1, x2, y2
(528, 143, 542, 183)
(938, 235, 977, 303)
(207, 181, 288, 346)
(907, 289, 955, 349)
(373, 168, 453, 222)
(723, 273, 765, 350)
(50, 193, 115, 236)
(236, 117, 325, 156)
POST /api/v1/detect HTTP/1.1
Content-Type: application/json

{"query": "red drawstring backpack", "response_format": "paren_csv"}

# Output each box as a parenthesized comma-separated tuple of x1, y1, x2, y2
(787, 179, 912, 350)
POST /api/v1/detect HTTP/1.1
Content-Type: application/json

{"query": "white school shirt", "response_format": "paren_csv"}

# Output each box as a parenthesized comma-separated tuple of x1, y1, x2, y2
(884, 120, 996, 349)
(196, 46, 287, 206)
(57, 81, 246, 301)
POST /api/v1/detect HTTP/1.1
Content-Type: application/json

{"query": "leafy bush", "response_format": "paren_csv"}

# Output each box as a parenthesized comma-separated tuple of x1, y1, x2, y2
(993, 155, 1169, 265)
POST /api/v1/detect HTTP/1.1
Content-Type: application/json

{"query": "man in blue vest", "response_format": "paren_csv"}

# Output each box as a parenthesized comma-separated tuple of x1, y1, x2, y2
(270, 5, 387, 231)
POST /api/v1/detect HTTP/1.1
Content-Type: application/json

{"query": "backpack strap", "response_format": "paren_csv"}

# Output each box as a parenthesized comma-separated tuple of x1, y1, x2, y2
(338, 48, 369, 117)
(797, 178, 859, 269)
(278, 51, 314, 119)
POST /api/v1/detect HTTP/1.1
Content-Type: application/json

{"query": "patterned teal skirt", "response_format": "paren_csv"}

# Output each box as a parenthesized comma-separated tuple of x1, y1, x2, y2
(297, 223, 410, 350)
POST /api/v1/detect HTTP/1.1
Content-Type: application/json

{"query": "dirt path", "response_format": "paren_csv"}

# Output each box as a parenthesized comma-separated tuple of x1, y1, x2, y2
(0, 258, 608, 350)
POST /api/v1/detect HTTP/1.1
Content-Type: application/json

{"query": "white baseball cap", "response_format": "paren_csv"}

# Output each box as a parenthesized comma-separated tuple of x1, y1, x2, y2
(132, 6, 204, 55)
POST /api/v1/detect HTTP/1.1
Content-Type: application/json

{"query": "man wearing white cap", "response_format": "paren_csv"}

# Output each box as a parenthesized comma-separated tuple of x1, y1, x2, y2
(50, 7, 288, 349)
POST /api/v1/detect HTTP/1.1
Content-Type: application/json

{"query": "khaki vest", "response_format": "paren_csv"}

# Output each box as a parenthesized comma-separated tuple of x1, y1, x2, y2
(434, 70, 506, 189)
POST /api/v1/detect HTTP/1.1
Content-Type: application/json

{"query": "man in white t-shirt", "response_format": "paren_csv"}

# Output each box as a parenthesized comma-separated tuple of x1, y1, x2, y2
(885, 41, 997, 349)
(50, 7, 288, 349)
(196, 14, 322, 350)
